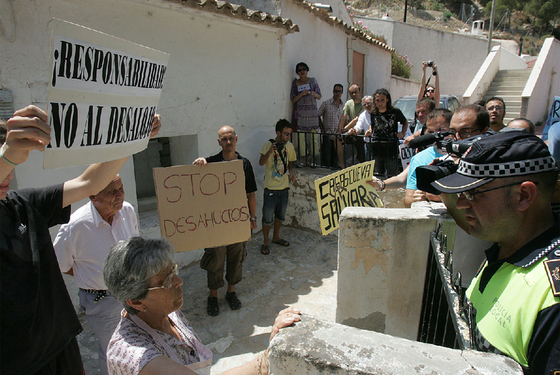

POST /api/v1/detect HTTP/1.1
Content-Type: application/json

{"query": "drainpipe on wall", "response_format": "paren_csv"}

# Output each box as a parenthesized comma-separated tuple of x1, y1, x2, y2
(347, 37, 353, 96)
(0, 0, 16, 43)
(487, 0, 496, 54)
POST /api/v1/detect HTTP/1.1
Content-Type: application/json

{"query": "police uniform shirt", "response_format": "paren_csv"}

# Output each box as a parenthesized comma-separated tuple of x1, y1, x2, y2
(466, 219, 560, 374)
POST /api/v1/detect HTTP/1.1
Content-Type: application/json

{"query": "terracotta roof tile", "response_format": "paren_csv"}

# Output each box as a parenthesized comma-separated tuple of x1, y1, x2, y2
(165, 0, 299, 33)
(292, 0, 393, 52)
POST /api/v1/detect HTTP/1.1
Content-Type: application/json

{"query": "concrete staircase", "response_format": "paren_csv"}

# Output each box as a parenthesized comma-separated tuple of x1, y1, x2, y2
(483, 69, 532, 123)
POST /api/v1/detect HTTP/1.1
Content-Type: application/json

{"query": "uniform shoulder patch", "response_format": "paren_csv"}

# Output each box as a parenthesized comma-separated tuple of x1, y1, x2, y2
(544, 259, 560, 297)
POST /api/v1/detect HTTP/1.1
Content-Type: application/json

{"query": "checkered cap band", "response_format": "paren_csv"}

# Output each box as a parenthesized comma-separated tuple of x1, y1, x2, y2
(458, 156, 557, 178)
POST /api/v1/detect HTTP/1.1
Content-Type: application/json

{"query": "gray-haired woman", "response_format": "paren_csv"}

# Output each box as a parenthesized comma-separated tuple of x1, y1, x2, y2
(104, 237, 300, 375)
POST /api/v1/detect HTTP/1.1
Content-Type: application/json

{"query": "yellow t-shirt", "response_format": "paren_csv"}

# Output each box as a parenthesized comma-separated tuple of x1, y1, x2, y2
(260, 140, 296, 190)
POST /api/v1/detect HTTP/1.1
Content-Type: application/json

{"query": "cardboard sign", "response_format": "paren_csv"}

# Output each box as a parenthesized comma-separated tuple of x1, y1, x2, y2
(400, 144, 416, 169)
(542, 96, 560, 141)
(153, 160, 251, 252)
(314, 161, 384, 236)
(44, 19, 169, 168)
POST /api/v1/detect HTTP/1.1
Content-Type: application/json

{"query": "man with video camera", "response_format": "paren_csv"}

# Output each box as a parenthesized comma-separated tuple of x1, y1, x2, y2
(428, 130, 560, 375)
(404, 105, 490, 207)
(403, 109, 452, 207)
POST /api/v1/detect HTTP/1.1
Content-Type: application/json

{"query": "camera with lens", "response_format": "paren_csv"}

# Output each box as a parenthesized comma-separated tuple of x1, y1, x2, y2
(275, 141, 285, 153)
(424, 60, 434, 67)
(414, 131, 494, 194)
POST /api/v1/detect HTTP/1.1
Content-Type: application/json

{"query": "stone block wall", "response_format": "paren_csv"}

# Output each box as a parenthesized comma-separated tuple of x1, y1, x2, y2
(335, 205, 443, 339)
(269, 314, 522, 374)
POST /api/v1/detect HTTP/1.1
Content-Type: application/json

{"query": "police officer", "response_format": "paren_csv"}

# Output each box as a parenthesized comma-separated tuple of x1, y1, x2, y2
(432, 131, 560, 374)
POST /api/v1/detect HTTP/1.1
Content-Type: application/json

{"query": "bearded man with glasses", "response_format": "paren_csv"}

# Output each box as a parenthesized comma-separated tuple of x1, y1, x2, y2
(431, 131, 560, 375)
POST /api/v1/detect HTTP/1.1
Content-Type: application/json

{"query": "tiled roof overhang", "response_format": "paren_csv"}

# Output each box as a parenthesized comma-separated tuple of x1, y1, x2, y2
(292, 0, 394, 52)
(164, 0, 299, 33)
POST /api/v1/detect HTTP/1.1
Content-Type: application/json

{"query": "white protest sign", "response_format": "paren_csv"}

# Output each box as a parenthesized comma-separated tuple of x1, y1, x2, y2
(44, 19, 169, 168)
(153, 160, 251, 253)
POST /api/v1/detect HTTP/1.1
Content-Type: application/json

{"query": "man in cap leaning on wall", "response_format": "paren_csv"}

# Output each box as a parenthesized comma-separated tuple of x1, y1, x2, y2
(432, 131, 560, 374)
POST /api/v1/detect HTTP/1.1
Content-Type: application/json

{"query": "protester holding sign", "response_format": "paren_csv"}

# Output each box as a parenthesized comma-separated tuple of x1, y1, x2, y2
(192, 126, 257, 316)
(0, 105, 160, 375)
(259, 119, 296, 255)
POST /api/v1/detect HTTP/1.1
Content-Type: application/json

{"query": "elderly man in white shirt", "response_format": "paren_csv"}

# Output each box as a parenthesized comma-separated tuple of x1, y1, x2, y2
(54, 175, 139, 375)
(347, 95, 374, 160)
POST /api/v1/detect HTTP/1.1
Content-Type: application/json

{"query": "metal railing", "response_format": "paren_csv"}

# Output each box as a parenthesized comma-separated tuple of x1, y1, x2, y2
(292, 131, 403, 176)
(417, 223, 471, 349)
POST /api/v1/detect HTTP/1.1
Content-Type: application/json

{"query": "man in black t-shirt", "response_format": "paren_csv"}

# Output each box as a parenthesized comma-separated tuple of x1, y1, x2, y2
(192, 126, 257, 316)
(0, 106, 161, 375)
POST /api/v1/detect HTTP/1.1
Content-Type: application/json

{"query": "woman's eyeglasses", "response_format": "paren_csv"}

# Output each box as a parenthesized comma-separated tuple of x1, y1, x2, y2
(147, 263, 179, 291)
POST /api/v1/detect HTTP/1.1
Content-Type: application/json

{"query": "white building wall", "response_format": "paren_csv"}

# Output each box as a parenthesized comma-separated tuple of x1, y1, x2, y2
(355, 16, 492, 98)
(278, 2, 391, 106)
(522, 37, 560, 123)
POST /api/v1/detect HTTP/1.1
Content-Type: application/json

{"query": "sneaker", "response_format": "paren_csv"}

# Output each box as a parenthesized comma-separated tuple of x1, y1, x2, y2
(225, 292, 242, 310)
(207, 297, 219, 316)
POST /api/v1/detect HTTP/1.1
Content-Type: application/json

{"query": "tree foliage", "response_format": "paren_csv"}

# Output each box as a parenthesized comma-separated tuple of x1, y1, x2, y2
(524, 0, 560, 27)
(483, 0, 560, 29)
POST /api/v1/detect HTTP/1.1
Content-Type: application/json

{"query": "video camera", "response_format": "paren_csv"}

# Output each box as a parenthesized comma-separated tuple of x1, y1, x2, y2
(414, 131, 494, 194)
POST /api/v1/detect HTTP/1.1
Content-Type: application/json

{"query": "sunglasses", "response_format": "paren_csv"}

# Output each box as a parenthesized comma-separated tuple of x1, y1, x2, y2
(426, 89, 435, 93)
(334, 90, 342, 93)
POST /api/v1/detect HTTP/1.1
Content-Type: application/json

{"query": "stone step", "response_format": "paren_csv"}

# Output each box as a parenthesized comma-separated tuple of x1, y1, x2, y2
(485, 89, 524, 96)
(484, 93, 521, 105)
(492, 79, 529, 87)
(495, 69, 532, 77)
(487, 81, 526, 87)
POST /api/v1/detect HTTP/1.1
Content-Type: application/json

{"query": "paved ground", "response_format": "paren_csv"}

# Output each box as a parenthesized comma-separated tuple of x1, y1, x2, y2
(76, 225, 339, 374)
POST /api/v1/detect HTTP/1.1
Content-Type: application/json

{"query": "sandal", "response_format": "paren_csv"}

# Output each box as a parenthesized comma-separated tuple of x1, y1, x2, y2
(207, 297, 219, 316)
(272, 239, 290, 247)
(225, 292, 242, 310)
(261, 244, 270, 255)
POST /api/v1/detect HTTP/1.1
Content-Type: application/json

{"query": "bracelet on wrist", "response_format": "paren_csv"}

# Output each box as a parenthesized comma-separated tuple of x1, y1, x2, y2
(0, 144, 19, 166)
(250, 217, 257, 222)
(379, 179, 386, 191)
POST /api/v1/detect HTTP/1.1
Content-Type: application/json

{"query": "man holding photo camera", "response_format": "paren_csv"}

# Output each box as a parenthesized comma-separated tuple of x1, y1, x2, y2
(259, 119, 296, 255)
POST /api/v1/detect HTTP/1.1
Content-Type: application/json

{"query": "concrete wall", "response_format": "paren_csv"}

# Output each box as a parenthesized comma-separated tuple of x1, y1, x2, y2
(499, 47, 528, 70)
(270, 314, 523, 374)
(463, 45, 501, 105)
(522, 37, 560, 123)
(335, 202, 489, 340)
(354, 16, 490, 98)
(389, 75, 421, 101)
(335, 206, 438, 339)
